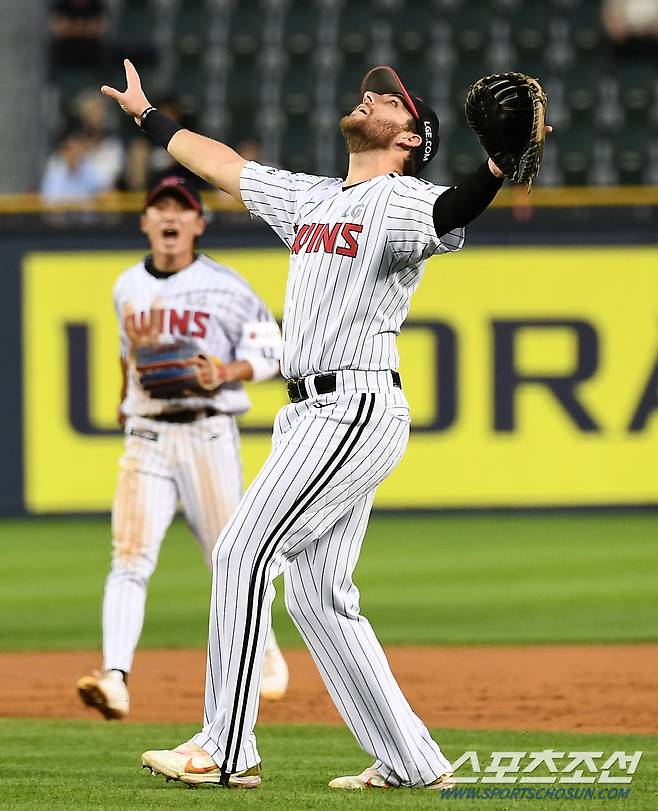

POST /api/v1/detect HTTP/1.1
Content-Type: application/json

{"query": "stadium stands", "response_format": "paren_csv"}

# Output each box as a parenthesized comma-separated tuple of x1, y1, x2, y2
(46, 0, 657, 186)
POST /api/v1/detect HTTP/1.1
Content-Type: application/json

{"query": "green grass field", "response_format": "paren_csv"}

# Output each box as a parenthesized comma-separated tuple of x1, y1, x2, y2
(2, 720, 655, 810)
(1, 512, 658, 650)
(1, 512, 657, 808)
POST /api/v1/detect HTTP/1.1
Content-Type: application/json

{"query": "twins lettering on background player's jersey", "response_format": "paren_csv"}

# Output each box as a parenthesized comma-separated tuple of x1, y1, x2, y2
(114, 254, 281, 417)
(125, 308, 210, 339)
(240, 162, 464, 379)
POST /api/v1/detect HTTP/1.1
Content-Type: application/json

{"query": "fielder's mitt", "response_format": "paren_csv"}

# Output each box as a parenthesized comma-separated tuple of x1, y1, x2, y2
(465, 72, 547, 191)
(135, 340, 223, 399)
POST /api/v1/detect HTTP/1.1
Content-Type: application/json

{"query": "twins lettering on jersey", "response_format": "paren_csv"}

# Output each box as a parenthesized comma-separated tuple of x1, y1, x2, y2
(125, 308, 209, 340)
(291, 222, 363, 256)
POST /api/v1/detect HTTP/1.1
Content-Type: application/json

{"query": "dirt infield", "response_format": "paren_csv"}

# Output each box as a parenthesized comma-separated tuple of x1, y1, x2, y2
(2, 645, 657, 734)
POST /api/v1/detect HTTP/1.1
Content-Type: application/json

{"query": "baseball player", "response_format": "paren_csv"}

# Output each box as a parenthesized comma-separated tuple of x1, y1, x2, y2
(77, 173, 289, 720)
(101, 61, 549, 788)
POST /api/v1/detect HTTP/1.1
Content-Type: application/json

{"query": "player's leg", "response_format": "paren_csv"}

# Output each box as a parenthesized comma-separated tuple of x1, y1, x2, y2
(103, 423, 178, 672)
(141, 392, 408, 783)
(144, 404, 321, 780)
(184, 392, 409, 779)
(78, 420, 178, 719)
(284, 494, 453, 788)
(175, 415, 243, 569)
(176, 415, 288, 701)
(259, 620, 288, 700)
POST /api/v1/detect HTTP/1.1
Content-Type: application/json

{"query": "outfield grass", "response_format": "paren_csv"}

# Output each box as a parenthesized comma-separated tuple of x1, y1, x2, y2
(1, 719, 655, 810)
(1, 512, 657, 651)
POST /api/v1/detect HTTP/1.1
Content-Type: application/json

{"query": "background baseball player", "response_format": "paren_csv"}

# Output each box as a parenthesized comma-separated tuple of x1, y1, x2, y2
(77, 174, 289, 720)
(101, 61, 549, 788)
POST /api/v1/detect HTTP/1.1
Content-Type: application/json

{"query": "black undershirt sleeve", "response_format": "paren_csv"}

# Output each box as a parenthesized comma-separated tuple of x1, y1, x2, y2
(433, 160, 504, 238)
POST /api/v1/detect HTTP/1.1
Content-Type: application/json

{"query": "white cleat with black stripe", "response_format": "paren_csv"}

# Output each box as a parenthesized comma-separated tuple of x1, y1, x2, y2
(142, 740, 262, 788)
(329, 766, 455, 790)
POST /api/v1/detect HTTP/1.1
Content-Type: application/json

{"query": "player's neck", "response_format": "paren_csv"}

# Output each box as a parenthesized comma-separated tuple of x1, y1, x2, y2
(344, 151, 403, 186)
(149, 250, 196, 274)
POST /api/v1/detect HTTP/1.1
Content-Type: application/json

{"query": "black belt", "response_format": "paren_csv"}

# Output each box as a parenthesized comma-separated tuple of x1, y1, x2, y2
(150, 407, 220, 423)
(286, 371, 401, 404)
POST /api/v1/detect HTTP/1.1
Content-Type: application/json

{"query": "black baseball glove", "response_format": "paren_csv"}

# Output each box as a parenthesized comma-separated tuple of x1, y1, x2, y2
(135, 340, 223, 399)
(465, 72, 548, 190)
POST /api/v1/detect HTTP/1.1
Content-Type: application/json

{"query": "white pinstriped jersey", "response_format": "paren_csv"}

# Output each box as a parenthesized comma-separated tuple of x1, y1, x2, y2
(240, 161, 464, 379)
(114, 253, 281, 417)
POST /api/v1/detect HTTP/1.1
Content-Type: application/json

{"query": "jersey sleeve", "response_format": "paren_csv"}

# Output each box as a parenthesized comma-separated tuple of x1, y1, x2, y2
(387, 178, 465, 262)
(239, 161, 322, 249)
(234, 291, 281, 382)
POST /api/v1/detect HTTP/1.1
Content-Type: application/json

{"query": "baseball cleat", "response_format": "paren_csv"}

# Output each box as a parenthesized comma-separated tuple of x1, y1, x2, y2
(178, 762, 262, 788)
(77, 670, 129, 720)
(328, 766, 455, 790)
(141, 740, 261, 788)
(260, 642, 288, 700)
(142, 740, 206, 780)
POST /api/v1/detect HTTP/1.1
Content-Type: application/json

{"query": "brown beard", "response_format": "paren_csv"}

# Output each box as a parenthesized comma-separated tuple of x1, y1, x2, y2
(340, 112, 409, 154)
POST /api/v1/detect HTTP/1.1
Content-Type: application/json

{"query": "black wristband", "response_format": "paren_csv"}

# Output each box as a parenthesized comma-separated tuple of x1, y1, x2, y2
(140, 108, 183, 149)
(139, 106, 157, 124)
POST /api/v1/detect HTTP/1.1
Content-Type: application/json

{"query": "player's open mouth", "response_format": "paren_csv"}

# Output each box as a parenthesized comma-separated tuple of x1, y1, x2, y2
(356, 105, 368, 116)
(162, 228, 179, 239)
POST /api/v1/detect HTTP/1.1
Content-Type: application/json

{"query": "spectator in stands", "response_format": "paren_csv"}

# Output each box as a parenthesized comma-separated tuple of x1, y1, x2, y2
(75, 91, 124, 190)
(49, 0, 109, 70)
(234, 139, 262, 164)
(40, 130, 107, 204)
(603, 0, 658, 55)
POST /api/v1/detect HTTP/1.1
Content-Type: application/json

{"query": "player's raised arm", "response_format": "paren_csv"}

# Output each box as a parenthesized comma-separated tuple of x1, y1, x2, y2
(101, 60, 246, 201)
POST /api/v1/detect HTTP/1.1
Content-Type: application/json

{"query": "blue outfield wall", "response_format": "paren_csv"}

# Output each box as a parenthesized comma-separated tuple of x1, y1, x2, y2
(0, 242, 23, 514)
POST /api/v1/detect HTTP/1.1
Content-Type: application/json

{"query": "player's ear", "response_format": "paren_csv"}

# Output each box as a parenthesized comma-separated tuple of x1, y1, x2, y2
(398, 132, 422, 150)
(194, 213, 207, 237)
(139, 213, 148, 234)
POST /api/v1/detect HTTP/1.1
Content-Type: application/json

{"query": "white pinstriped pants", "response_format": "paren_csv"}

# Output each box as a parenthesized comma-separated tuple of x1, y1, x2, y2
(103, 414, 243, 673)
(193, 372, 452, 787)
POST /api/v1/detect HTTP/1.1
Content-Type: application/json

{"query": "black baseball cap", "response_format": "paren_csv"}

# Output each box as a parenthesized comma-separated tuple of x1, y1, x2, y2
(360, 66, 440, 175)
(144, 175, 203, 213)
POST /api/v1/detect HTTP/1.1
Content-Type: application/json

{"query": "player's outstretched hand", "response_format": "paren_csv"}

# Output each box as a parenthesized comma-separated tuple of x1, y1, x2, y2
(101, 59, 152, 125)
